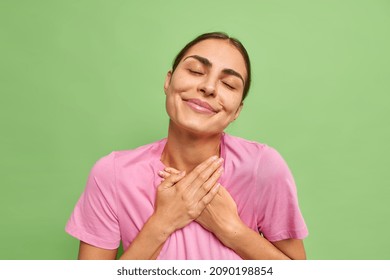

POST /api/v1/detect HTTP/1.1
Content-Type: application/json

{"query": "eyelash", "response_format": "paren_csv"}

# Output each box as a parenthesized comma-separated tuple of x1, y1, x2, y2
(222, 81, 235, 90)
(188, 69, 235, 90)
(188, 69, 204, 75)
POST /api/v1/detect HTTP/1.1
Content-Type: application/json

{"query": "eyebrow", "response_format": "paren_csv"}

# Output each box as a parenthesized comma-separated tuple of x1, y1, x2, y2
(183, 55, 245, 86)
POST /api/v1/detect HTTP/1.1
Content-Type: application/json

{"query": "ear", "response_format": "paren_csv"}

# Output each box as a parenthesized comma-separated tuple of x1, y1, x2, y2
(164, 71, 172, 94)
(233, 102, 244, 121)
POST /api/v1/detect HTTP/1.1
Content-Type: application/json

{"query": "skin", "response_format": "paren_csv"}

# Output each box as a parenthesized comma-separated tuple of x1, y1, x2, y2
(78, 39, 306, 260)
(159, 168, 306, 260)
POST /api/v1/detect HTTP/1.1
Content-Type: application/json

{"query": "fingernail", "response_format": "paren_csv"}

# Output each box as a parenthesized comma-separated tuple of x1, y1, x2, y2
(217, 158, 224, 164)
(215, 183, 221, 190)
(179, 171, 186, 176)
(218, 167, 224, 173)
(210, 155, 218, 161)
(158, 170, 164, 176)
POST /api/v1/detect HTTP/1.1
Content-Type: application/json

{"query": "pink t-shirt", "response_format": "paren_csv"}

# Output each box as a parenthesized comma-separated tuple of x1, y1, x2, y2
(66, 133, 308, 259)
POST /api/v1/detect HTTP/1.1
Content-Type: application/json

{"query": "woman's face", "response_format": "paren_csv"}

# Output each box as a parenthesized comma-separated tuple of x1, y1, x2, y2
(164, 39, 247, 136)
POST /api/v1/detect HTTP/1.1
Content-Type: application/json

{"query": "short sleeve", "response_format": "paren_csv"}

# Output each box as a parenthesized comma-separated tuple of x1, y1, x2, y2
(256, 146, 308, 242)
(65, 152, 120, 249)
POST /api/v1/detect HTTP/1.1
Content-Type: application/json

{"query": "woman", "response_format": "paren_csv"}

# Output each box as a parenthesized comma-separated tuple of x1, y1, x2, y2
(66, 32, 308, 259)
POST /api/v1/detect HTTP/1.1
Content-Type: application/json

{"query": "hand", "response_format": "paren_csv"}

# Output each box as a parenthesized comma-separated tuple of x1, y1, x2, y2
(159, 166, 242, 246)
(196, 185, 243, 243)
(159, 168, 302, 260)
(153, 156, 223, 235)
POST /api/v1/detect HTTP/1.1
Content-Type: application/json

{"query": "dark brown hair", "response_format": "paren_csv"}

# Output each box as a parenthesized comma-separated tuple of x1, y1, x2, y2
(172, 32, 251, 101)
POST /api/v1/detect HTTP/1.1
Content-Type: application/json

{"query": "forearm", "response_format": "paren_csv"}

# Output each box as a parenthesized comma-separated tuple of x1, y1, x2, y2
(119, 214, 174, 260)
(216, 221, 290, 260)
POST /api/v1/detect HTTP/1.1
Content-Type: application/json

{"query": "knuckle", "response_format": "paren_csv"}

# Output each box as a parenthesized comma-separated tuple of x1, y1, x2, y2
(181, 192, 191, 202)
(192, 168, 201, 177)
(202, 183, 210, 192)
(198, 173, 209, 181)
(187, 209, 197, 219)
(171, 175, 184, 186)
(201, 194, 210, 203)
(165, 175, 175, 183)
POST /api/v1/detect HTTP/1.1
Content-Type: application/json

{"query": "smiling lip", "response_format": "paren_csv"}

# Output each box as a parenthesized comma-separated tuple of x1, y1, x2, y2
(185, 99, 217, 114)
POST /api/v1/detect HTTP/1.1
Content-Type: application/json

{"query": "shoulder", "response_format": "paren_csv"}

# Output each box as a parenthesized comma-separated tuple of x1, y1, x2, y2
(114, 138, 165, 165)
(90, 138, 166, 178)
(96, 138, 165, 166)
(87, 152, 116, 184)
(223, 133, 283, 163)
(223, 133, 267, 156)
(223, 133, 292, 180)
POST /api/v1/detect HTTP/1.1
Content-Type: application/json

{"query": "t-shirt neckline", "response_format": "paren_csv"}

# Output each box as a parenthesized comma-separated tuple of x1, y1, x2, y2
(152, 133, 227, 179)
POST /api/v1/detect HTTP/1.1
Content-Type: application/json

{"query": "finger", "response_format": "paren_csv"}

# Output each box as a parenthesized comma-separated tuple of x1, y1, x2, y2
(159, 171, 186, 189)
(196, 183, 221, 210)
(175, 155, 219, 191)
(184, 158, 223, 196)
(164, 167, 181, 174)
(191, 166, 223, 201)
(158, 170, 171, 179)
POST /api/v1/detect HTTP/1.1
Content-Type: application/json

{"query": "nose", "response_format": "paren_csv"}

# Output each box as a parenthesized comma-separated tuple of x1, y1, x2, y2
(198, 77, 216, 97)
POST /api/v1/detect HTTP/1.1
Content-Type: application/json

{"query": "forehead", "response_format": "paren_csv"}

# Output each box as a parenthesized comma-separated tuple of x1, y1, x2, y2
(181, 39, 247, 78)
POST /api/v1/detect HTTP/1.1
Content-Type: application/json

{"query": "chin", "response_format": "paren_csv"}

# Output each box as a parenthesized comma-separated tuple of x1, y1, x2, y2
(177, 119, 226, 137)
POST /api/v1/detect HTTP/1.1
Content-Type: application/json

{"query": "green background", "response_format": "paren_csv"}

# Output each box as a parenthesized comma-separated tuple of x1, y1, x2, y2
(1, 0, 389, 259)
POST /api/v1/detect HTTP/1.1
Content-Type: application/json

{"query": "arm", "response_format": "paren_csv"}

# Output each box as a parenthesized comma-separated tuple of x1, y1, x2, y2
(78, 241, 118, 260)
(159, 169, 306, 260)
(118, 213, 176, 259)
(77, 215, 170, 260)
(222, 227, 306, 260)
(120, 156, 223, 259)
(78, 204, 306, 260)
(196, 186, 305, 260)
(272, 239, 306, 260)
(77, 156, 223, 260)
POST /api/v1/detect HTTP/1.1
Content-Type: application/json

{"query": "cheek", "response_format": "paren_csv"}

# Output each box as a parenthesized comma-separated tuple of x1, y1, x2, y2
(170, 74, 197, 93)
(165, 92, 176, 114)
(165, 87, 184, 119)
(219, 92, 242, 113)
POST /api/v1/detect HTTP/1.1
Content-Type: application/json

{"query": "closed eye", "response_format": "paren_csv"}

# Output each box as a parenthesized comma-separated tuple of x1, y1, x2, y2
(188, 69, 204, 75)
(222, 81, 235, 90)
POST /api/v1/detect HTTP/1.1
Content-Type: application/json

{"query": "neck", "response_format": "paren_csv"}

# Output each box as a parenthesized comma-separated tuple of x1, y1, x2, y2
(161, 121, 222, 172)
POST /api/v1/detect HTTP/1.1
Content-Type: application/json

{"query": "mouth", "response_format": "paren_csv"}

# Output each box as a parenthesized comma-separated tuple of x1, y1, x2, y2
(184, 98, 218, 115)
